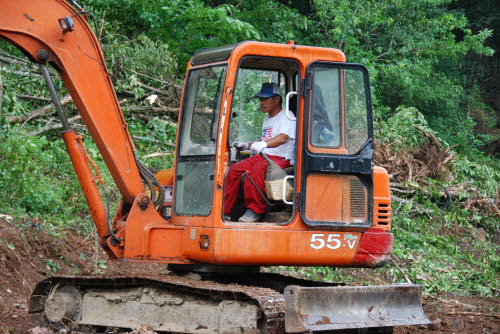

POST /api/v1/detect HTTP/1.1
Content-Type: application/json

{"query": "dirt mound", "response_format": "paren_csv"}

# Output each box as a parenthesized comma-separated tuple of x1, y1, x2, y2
(0, 217, 164, 333)
(0, 217, 87, 332)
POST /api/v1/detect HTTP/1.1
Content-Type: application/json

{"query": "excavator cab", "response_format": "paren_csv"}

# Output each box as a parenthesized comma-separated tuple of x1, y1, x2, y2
(174, 42, 379, 229)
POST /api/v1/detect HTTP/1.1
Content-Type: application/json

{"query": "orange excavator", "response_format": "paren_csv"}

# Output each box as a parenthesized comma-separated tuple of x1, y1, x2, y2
(0, 0, 429, 332)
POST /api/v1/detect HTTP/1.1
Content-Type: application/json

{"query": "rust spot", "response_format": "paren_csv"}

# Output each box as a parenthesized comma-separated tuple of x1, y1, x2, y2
(367, 305, 375, 313)
(23, 13, 35, 22)
(314, 316, 331, 325)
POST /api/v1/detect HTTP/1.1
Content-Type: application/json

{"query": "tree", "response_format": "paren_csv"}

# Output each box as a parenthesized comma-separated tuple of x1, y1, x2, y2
(310, 0, 494, 153)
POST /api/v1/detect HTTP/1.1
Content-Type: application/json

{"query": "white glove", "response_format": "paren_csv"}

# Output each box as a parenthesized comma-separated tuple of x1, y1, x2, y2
(233, 142, 249, 151)
(250, 141, 267, 154)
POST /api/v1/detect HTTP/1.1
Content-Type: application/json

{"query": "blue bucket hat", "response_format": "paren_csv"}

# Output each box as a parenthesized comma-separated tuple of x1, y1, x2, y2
(254, 83, 281, 98)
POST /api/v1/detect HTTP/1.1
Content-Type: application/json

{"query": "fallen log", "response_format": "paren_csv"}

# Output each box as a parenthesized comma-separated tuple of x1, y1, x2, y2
(6, 94, 73, 124)
(121, 105, 178, 114)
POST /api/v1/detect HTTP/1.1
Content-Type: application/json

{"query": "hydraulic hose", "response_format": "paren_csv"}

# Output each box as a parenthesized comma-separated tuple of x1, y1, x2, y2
(134, 155, 165, 210)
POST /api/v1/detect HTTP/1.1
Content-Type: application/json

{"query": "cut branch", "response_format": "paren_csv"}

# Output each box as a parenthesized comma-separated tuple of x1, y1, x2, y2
(390, 257, 413, 284)
(16, 94, 51, 102)
(412, 125, 444, 150)
(121, 105, 178, 114)
(29, 115, 82, 136)
(0, 50, 29, 64)
(124, 67, 182, 90)
(6, 94, 73, 124)
(123, 67, 182, 102)
(143, 151, 173, 158)
(390, 186, 415, 194)
(0, 68, 41, 77)
(137, 81, 170, 96)
(0, 55, 30, 66)
(391, 195, 410, 203)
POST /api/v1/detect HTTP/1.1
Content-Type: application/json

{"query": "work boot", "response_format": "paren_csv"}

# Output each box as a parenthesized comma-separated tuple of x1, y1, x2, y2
(238, 209, 261, 222)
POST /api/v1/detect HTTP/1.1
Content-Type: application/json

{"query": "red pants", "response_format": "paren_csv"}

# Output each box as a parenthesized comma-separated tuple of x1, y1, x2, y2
(224, 154, 291, 215)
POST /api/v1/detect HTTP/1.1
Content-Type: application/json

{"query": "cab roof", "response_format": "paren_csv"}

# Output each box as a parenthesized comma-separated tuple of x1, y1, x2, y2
(191, 41, 346, 66)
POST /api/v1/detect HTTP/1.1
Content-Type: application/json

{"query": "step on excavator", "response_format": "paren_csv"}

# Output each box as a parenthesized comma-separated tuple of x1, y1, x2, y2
(0, 1, 430, 332)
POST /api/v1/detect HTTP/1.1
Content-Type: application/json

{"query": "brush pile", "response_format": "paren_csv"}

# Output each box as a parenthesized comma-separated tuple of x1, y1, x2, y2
(374, 107, 499, 218)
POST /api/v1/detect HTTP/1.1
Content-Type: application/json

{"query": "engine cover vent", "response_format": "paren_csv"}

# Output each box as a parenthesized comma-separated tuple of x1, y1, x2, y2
(350, 179, 366, 218)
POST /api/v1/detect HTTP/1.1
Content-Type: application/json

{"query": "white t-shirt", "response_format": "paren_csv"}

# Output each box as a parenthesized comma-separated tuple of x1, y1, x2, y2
(261, 109, 296, 161)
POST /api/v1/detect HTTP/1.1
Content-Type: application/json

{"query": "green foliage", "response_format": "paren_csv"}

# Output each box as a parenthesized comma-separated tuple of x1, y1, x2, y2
(87, 0, 311, 72)
(0, 127, 82, 215)
(0, 46, 54, 118)
(213, 0, 310, 43)
(377, 106, 439, 147)
(392, 201, 499, 296)
(371, 105, 498, 296)
(380, 105, 498, 199)
(0, 124, 116, 233)
(310, 0, 495, 154)
(129, 116, 177, 172)
(87, 0, 262, 68)
(103, 34, 178, 98)
(453, 155, 499, 198)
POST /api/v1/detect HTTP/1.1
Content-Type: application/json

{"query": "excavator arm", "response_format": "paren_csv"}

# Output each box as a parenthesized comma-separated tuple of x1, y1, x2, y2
(0, 0, 150, 243)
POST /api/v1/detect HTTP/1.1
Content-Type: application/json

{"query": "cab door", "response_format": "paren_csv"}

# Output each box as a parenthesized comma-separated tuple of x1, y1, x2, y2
(300, 63, 374, 228)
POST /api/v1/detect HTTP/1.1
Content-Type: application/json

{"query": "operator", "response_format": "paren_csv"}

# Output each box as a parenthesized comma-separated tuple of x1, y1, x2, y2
(224, 83, 296, 222)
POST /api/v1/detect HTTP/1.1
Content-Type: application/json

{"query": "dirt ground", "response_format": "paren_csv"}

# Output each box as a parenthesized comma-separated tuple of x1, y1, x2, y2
(0, 218, 498, 334)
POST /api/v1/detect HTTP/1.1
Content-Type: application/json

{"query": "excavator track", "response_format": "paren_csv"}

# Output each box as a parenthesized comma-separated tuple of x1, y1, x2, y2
(29, 271, 427, 333)
(28, 272, 334, 333)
